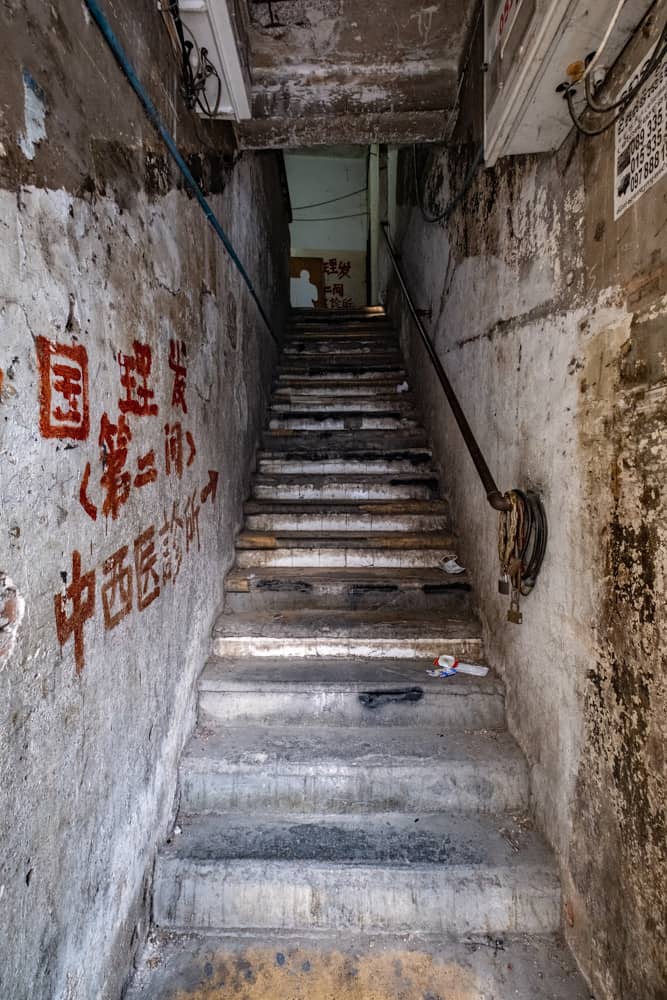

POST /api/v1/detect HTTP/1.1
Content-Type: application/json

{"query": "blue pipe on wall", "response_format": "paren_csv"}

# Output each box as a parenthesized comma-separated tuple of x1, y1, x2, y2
(83, 0, 280, 347)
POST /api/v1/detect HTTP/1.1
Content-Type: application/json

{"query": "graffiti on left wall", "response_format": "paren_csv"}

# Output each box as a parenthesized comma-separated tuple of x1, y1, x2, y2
(54, 469, 219, 674)
(35, 335, 219, 674)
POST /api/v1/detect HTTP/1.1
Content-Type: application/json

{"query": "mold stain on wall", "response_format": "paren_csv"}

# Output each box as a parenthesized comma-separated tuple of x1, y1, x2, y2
(390, 16, 666, 994)
(570, 301, 667, 1000)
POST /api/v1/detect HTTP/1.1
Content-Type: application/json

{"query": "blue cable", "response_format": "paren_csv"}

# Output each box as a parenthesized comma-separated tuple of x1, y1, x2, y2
(84, 0, 279, 347)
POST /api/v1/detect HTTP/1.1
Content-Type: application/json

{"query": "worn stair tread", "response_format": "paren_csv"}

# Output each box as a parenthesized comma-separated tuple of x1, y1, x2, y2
(254, 472, 438, 485)
(160, 811, 551, 869)
(283, 347, 401, 358)
(125, 930, 592, 1000)
(258, 445, 432, 461)
(273, 377, 408, 394)
(244, 498, 450, 515)
(225, 565, 468, 590)
(268, 419, 419, 430)
(276, 374, 407, 386)
(181, 723, 521, 774)
(261, 439, 431, 456)
(236, 531, 456, 550)
(198, 655, 503, 731)
(270, 398, 416, 410)
(271, 400, 415, 420)
(213, 608, 480, 640)
(270, 399, 417, 413)
(199, 655, 496, 693)
(279, 360, 404, 372)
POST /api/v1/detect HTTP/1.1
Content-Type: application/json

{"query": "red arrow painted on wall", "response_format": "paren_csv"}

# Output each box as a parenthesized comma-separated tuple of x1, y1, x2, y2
(201, 470, 219, 505)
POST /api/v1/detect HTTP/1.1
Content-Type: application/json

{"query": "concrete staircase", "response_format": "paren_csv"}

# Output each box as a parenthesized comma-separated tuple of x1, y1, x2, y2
(127, 309, 588, 999)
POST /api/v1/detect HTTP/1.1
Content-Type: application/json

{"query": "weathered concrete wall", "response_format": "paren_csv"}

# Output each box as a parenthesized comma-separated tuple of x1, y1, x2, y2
(390, 15, 666, 1000)
(236, 0, 477, 146)
(0, 3, 289, 999)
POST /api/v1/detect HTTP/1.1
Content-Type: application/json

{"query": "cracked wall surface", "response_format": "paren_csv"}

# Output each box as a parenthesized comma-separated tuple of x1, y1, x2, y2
(390, 13, 666, 1000)
(0, 2, 289, 998)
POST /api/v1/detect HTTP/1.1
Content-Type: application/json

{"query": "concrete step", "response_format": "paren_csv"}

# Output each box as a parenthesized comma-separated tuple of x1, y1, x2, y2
(253, 473, 439, 501)
(288, 313, 389, 332)
(261, 429, 427, 451)
(275, 374, 408, 392)
(289, 306, 386, 319)
(273, 382, 408, 398)
(284, 334, 398, 352)
(279, 357, 403, 374)
(268, 413, 419, 431)
(283, 342, 400, 356)
(223, 566, 469, 612)
(270, 394, 416, 412)
(212, 608, 482, 660)
(278, 369, 405, 382)
(153, 812, 560, 934)
(257, 451, 434, 476)
(125, 929, 593, 1000)
(233, 531, 456, 569)
(178, 724, 526, 815)
(242, 498, 450, 532)
(285, 334, 396, 346)
(198, 656, 501, 729)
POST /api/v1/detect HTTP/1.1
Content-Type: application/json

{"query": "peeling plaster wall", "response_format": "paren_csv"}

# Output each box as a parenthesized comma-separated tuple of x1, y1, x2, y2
(0, 3, 289, 999)
(390, 17, 666, 1000)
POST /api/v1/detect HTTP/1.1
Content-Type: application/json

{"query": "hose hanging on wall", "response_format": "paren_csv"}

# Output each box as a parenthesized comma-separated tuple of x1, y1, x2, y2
(498, 491, 548, 624)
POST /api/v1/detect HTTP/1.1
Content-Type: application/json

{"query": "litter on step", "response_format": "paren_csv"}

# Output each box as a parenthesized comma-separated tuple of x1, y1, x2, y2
(442, 557, 466, 574)
(428, 654, 489, 678)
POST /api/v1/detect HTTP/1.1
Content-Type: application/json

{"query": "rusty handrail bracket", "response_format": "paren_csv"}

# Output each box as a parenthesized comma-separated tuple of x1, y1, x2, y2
(381, 224, 511, 513)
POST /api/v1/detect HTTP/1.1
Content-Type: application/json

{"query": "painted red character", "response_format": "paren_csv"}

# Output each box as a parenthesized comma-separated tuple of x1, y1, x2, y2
(36, 337, 90, 441)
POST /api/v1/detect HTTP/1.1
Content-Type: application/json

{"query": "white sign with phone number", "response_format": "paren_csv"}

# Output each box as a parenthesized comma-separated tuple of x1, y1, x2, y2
(614, 42, 667, 220)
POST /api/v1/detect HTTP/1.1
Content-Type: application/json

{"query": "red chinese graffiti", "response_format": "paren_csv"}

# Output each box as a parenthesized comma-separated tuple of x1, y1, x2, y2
(159, 502, 185, 584)
(36, 337, 90, 440)
(99, 412, 133, 520)
(322, 258, 352, 280)
(79, 462, 98, 521)
(80, 425, 159, 522)
(169, 339, 188, 414)
(134, 526, 160, 611)
(54, 471, 219, 673)
(200, 469, 219, 505)
(164, 422, 196, 479)
(101, 544, 133, 629)
(54, 550, 96, 674)
(118, 341, 158, 417)
(134, 448, 158, 489)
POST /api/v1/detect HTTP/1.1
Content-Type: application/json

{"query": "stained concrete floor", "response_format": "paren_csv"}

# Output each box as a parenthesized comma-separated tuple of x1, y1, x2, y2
(126, 932, 592, 1000)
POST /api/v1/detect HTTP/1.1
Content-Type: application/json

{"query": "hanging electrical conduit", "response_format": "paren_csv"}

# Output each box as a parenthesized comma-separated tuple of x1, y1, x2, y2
(84, 0, 280, 348)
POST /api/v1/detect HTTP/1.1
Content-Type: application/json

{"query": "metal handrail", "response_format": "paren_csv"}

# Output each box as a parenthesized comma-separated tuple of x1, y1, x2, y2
(381, 223, 511, 513)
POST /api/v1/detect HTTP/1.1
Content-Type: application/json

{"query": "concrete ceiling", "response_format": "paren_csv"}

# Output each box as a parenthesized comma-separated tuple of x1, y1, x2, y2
(234, 0, 478, 148)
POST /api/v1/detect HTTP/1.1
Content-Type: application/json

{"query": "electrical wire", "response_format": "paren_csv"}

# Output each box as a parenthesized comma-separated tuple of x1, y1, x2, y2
(583, 18, 667, 114)
(84, 0, 280, 347)
(442, 0, 485, 139)
(565, 24, 667, 137)
(291, 211, 368, 222)
(581, 0, 627, 83)
(291, 186, 367, 211)
(412, 0, 485, 225)
(413, 143, 484, 224)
